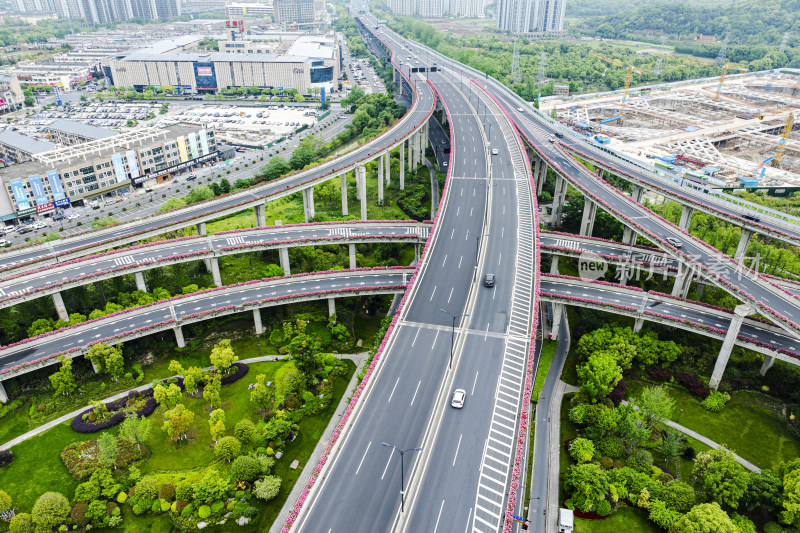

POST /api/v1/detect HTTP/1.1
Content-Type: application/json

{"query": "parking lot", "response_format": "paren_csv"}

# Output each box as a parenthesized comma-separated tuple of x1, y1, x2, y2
(3, 103, 163, 135)
(346, 57, 386, 94)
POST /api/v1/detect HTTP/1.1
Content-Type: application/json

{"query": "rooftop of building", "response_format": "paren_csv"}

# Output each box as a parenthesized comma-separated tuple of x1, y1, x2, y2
(0, 130, 56, 155)
(114, 50, 310, 63)
(47, 120, 117, 140)
(285, 34, 336, 59)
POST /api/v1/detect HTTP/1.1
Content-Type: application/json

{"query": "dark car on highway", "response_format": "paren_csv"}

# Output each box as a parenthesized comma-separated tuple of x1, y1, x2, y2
(483, 274, 496, 287)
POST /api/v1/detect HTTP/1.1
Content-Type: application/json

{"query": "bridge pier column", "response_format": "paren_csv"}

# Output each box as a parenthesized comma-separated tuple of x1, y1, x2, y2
(196, 222, 207, 236)
(549, 303, 564, 340)
(279, 247, 291, 277)
(52, 292, 69, 322)
(253, 309, 264, 335)
(377, 155, 384, 204)
(400, 143, 406, 190)
(349, 243, 357, 269)
(358, 166, 368, 220)
(552, 174, 567, 225)
(671, 265, 694, 298)
(734, 229, 754, 262)
(550, 256, 559, 274)
(533, 158, 541, 189)
(580, 199, 597, 236)
(341, 173, 349, 216)
(710, 304, 753, 390)
(173, 326, 186, 348)
(134, 271, 147, 292)
(328, 297, 336, 318)
(633, 317, 644, 333)
(407, 137, 412, 174)
(0, 380, 7, 403)
(622, 226, 637, 246)
(385, 151, 391, 186)
(678, 205, 694, 231)
(254, 202, 267, 227)
(303, 188, 315, 223)
(538, 162, 547, 196)
(89, 358, 101, 373)
(631, 185, 644, 203)
(209, 257, 222, 287)
(414, 243, 421, 263)
(760, 355, 776, 376)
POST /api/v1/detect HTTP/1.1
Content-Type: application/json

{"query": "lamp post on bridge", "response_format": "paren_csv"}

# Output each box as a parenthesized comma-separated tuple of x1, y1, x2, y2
(440, 308, 469, 369)
(381, 443, 422, 512)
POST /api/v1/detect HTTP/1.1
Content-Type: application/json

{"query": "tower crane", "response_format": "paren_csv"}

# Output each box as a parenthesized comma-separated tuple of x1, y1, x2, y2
(772, 111, 795, 167)
(714, 64, 727, 102)
(589, 51, 642, 124)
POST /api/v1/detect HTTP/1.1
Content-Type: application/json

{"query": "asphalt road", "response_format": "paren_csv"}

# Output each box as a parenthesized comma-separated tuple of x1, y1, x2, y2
(0, 222, 431, 307)
(0, 269, 409, 373)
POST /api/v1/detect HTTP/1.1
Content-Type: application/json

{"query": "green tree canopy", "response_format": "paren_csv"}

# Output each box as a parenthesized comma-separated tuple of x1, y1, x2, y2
(694, 447, 749, 509)
(671, 503, 738, 533)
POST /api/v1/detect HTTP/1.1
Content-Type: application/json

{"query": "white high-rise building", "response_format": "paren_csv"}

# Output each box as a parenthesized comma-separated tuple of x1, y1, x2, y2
(387, 0, 484, 18)
(496, 0, 565, 36)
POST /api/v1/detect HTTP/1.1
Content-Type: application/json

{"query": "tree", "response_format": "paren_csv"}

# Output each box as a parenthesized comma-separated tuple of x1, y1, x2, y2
(220, 178, 231, 194)
(658, 430, 686, 476)
(618, 408, 650, 455)
(632, 385, 675, 428)
(162, 404, 194, 443)
(210, 339, 238, 373)
(569, 438, 595, 463)
(259, 156, 291, 181)
(231, 455, 261, 482)
(203, 373, 222, 408)
(288, 330, 321, 375)
(694, 447, 749, 508)
(564, 463, 609, 513)
(663, 480, 696, 513)
(254, 476, 281, 501)
(214, 436, 241, 462)
(28, 318, 54, 337)
(289, 136, 319, 170)
(234, 419, 256, 444)
(31, 492, 70, 532)
(781, 465, 800, 527)
(577, 351, 622, 401)
(9, 513, 33, 533)
(85, 343, 124, 379)
(119, 414, 150, 452)
(671, 503, 738, 533)
(153, 382, 182, 407)
(97, 432, 119, 469)
(648, 499, 681, 529)
(341, 85, 365, 107)
(250, 374, 273, 411)
(209, 408, 226, 443)
(49, 356, 76, 396)
(183, 366, 205, 395)
(0, 489, 11, 516)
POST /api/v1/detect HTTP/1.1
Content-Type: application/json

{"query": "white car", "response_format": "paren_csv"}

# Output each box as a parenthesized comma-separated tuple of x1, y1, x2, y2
(491, 148, 499, 155)
(451, 389, 466, 409)
(105, 199, 116, 205)
(0, 239, 7, 246)
(665, 237, 683, 248)
(67, 213, 80, 220)
(32, 221, 47, 230)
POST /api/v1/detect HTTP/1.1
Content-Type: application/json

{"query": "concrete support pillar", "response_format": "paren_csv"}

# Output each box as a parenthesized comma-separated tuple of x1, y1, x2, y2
(633, 317, 644, 333)
(253, 309, 264, 334)
(349, 243, 357, 269)
(279, 247, 291, 277)
(414, 243, 421, 263)
(90, 358, 100, 373)
(254, 202, 266, 227)
(549, 303, 564, 341)
(734, 229, 754, 262)
(537, 162, 547, 196)
(400, 143, 406, 190)
(533, 157, 541, 187)
(358, 166, 367, 221)
(328, 297, 336, 317)
(552, 174, 567, 225)
(173, 326, 186, 348)
(678, 205, 694, 231)
(550, 256, 560, 275)
(580, 199, 597, 236)
(196, 222, 207, 236)
(710, 304, 753, 390)
(671, 265, 694, 298)
(134, 271, 147, 292)
(760, 355, 776, 376)
(622, 226, 637, 246)
(407, 137, 412, 173)
(302, 188, 315, 223)
(52, 291, 68, 322)
(377, 155, 384, 204)
(384, 151, 391, 186)
(209, 256, 222, 287)
(631, 185, 644, 203)
(0, 380, 7, 403)
(341, 173, 348, 216)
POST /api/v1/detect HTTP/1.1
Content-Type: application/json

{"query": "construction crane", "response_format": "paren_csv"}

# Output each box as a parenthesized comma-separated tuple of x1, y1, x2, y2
(589, 51, 642, 124)
(714, 64, 727, 102)
(772, 112, 795, 167)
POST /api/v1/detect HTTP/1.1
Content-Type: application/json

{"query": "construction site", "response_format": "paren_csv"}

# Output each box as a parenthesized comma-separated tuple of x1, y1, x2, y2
(540, 60, 800, 193)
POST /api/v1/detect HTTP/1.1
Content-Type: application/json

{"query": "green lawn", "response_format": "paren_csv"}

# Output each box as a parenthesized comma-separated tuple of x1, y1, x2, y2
(626, 382, 800, 471)
(533, 340, 557, 402)
(575, 505, 659, 533)
(559, 394, 578, 501)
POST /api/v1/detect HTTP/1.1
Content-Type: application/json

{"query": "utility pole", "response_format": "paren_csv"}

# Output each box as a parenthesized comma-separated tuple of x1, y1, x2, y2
(536, 52, 547, 86)
(510, 36, 522, 84)
(715, 33, 729, 67)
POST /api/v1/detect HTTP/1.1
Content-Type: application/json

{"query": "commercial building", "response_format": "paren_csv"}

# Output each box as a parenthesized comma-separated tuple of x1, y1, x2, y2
(496, 0, 566, 36)
(1, 63, 92, 90)
(1, 125, 219, 219)
(0, 75, 24, 115)
(0, 130, 56, 164)
(273, 0, 315, 24)
(43, 120, 116, 146)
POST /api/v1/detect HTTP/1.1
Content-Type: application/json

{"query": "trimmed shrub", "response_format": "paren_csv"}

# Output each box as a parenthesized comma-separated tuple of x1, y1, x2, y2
(254, 476, 281, 502)
(158, 484, 175, 501)
(174, 500, 188, 515)
(31, 492, 70, 532)
(0, 450, 14, 468)
(597, 436, 624, 459)
(180, 503, 194, 518)
(569, 438, 595, 463)
(234, 419, 256, 444)
(701, 390, 729, 412)
(211, 501, 225, 514)
(130, 476, 159, 510)
(116, 491, 128, 504)
(71, 503, 89, 526)
(764, 522, 784, 533)
(595, 499, 612, 516)
(73, 481, 100, 503)
(9, 512, 33, 533)
(627, 449, 654, 474)
(198, 505, 212, 519)
(682, 447, 696, 461)
(215, 436, 242, 462)
(599, 457, 614, 470)
(231, 455, 261, 482)
(175, 479, 194, 502)
(151, 500, 162, 514)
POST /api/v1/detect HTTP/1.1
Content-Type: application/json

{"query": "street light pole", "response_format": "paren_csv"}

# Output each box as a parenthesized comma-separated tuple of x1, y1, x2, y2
(440, 309, 469, 369)
(381, 443, 422, 512)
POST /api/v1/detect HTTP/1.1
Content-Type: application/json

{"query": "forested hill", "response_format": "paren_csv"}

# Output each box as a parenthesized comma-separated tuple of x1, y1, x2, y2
(577, 0, 800, 46)
(565, 0, 716, 19)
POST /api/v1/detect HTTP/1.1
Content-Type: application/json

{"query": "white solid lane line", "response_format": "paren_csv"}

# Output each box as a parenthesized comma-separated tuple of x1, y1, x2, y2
(388, 377, 399, 403)
(433, 500, 445, 533)
(380, 447, 394, 480)
(453, 433, 463, 466)
(410, 380, 422, 406)
(355, 441, 371, 475)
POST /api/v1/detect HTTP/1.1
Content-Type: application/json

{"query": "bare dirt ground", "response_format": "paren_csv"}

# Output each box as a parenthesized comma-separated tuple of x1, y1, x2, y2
(426, 18, 498, 37)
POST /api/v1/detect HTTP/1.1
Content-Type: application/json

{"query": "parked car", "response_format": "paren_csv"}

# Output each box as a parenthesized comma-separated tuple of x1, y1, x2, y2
(32, 221, 47, 230)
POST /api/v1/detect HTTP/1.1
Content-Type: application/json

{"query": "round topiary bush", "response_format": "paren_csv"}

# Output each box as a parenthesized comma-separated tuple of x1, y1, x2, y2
(682, 447, 696, 461)
(231, 456, 261, 482)
(198, 505, 211, 519)
(627, 449, 654, 474)
(764, 522, 783, 533)
(71, 503, 89, 527)
(158, 484, 175, 501)
(211, 501, 225, 514)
